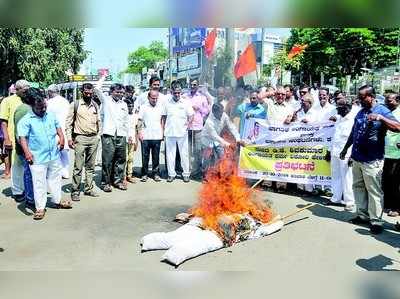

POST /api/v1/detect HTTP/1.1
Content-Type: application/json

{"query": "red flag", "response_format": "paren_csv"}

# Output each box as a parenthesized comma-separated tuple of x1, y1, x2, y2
(204, 28, 217, 59)
(288, 44, 307, 59)
(234, 44, 257, 79)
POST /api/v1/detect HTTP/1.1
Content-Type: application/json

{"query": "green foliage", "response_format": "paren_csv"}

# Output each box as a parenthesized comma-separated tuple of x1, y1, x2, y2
(0, 28, 87, 90)
(286, 28, 400, 82)
(126, 41, 168, 74)
(215, 47, 233, 87)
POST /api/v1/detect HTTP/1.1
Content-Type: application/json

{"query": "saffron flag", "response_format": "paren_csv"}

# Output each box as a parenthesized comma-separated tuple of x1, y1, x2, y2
(288, 44, 307, 59)
(234, 44, 257, 79)
(204, 28, 217, 59)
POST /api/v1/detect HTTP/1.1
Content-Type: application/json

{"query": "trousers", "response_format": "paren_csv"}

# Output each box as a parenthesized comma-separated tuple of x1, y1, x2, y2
(165, 135, 190, 178)
(382, 158, 400, 211)
(126, 142, 135, 177)
(189, 130, 202, 177)
(29, 159, 62, 210)
(21, 156, 34, 204)
(141, 140, 161, 176)
(11, 154, 24, 196)
(352, 160, 384, 225)
(72, 135, 99, 195)
(101, 134, 127, 185)
(60, 149, 70, 178)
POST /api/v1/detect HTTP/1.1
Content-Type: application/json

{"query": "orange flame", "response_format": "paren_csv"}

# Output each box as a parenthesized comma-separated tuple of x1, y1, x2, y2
(190, 144, 275, 238)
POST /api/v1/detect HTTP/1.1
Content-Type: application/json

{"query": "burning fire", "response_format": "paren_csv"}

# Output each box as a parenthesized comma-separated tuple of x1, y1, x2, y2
(190, 145, 275, 238)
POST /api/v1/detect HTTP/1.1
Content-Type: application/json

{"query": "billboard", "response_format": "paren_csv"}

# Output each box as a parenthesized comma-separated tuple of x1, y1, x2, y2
(171, 27, 206, 53)
(178, 51, 200, 72)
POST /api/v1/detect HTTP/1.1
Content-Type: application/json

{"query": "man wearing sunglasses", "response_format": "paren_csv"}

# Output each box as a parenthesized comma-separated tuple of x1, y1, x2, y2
(340, 85, 400, 234)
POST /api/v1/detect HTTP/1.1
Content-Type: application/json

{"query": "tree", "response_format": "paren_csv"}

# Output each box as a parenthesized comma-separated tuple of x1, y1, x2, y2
(0, 28, 87, 93)
(285, 28, 400, 84)
(214, 47, 234, 87)
(126, 41, 168, 74)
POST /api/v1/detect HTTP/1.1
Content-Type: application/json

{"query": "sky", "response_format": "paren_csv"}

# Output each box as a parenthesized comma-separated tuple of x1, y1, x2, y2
(82, 28, 290, 75)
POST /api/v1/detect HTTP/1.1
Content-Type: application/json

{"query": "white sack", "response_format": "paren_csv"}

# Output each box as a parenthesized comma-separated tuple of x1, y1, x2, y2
(141, 217, 284, 266)
(160, 220, 283, 266)
(161, 228, 224, 266)
(248, 220, 284, 240)
(140, 218, 203, 251)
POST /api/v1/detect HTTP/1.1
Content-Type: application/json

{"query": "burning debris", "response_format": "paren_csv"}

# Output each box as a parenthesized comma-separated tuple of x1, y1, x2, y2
(140, 147, 314, 266)
(190, 147, 277, 246)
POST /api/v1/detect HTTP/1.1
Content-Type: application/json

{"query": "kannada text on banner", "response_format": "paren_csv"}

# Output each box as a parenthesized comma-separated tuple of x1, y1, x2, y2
(238, 119, 335, 185)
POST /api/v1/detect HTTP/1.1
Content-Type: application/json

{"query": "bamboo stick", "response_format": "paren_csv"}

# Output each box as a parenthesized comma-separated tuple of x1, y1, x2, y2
(250, 178, 264, 189)
(281, 203, 316, 221)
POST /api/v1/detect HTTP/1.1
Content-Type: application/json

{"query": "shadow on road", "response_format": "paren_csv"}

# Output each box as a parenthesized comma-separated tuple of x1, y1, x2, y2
(2, 186, 12, 198)
(356, 254, 400, 271)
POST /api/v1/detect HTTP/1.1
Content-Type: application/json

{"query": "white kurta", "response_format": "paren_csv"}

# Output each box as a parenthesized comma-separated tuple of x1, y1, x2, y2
(329, 111, 356, 205)
(46, 95, 71, 178)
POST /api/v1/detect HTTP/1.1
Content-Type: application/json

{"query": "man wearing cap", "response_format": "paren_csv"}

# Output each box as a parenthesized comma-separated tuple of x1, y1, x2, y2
(0, 79, 30, 201)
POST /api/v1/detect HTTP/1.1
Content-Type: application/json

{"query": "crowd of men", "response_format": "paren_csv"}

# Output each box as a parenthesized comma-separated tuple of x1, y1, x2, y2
(0, 76, 399, 235)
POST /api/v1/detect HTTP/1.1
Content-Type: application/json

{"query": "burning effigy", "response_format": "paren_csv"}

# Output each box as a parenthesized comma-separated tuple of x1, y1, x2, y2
(140, 147, 312, 266)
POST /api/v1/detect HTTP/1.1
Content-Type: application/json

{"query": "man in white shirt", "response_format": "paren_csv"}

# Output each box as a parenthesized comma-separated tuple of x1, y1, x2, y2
(284, 84, 301, 112)
(315, 87, 336, 122)
(162, 82, 194, 183)
(136, 76, 167, 111)
(137, 90, 165, 182)
(325, 103, 355, 210)
(46, 84, 71, 179)
(294, 93, 318, 194)
(200, 103, 242, 177)
(95, 83, 133, 192)
(294, 93, 318, 124)
(262, 86, 294, 125)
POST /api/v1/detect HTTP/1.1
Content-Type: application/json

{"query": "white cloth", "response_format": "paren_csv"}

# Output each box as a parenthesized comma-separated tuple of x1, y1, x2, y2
(263, 98, 294, 124)
(330, 156, 355, 206)
(330, 111, 355, 158)
(138, 101, 164, 140)
(46, 95, 70, 140)
(296, 108, 318, 124)
(310, 88, 319, 107)
(95, 88, 132, 138)
(314, 102, 336, 122)
(286, 96, 301, 112)
(11, 156, 24, 195)
(29, 159, 62, 210)
(163, 97, 194, 138)
(165, 135, 190, 178)
(200, 113, 240, 147)
(60, 149, 70, 178)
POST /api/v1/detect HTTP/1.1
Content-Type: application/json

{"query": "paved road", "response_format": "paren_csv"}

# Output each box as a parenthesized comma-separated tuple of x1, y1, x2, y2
(0, 161, 399, 272)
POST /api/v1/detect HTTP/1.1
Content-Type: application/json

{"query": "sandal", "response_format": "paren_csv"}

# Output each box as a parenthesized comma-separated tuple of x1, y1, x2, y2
(57, 199, 73, 209)
(33, 209, 46, 220)
(387, 210, 400, 217)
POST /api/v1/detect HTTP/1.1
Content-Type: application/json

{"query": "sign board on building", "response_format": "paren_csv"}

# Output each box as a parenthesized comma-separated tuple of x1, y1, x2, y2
(177, 51, 200, 72)
(69, 75, 112, 82)
(171, 27, 206, 53)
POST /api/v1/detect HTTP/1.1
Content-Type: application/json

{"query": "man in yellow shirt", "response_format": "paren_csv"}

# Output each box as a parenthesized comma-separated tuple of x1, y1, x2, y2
(0, 80, 30, 200)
